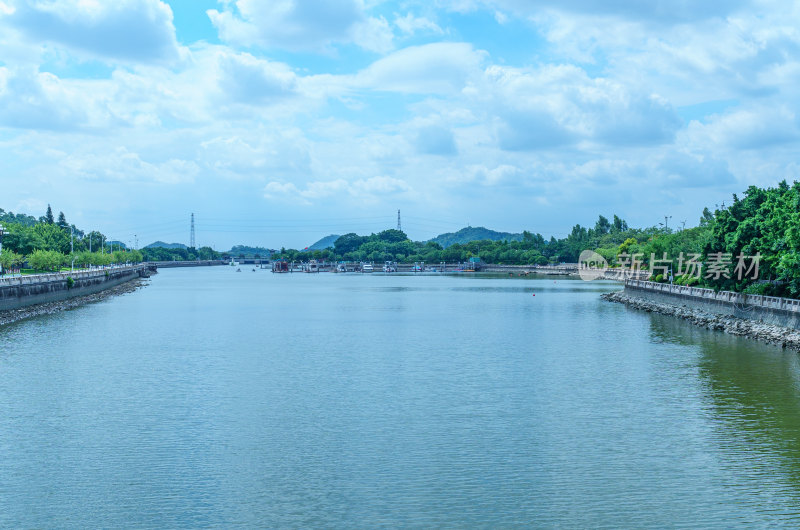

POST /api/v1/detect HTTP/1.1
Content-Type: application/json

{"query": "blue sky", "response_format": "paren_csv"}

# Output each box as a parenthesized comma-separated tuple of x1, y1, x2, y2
(0, 0, 798, 249)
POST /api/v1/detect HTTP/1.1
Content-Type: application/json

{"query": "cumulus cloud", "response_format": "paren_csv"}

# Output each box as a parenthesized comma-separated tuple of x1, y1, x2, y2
(480, 64, 681, 150)
(3, 0, 180, 63)
(216, 52, 298, 104)
(199, 131, 311, 179)
(208, 0, 393, 53)
(687, 105, 800, 150)
(4, 0, 800, 248)
(61, 147, 198, 184)
(264, 175, 411, 204)
(0, 67, 110, 131)
(394, 13, 444, 35)
(461, 0, 749, 24)
(357, 42, 485, 93)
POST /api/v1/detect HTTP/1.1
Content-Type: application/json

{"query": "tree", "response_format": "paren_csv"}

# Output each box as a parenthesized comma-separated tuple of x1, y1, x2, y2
(3, 223, 44, 255)
(0, 248, 23, 272)
(27, 249, 65, 272)
(33, 222, 71, 253)
(45, 205, 54, 224)
(612, 215, 628, 233)
(594, 215, 611, 235)
(700, 207, 714, 227)
(334, 233, 368, 255)
(57, 211, 68, 230)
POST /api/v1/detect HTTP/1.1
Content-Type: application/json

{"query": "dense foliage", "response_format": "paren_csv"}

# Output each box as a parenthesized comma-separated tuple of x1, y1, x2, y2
(140, 246, 220, 262)
(274, 215, 652, 265)
(227, 245, 273, 258)
(428, 226, 523, 248)
(702, 181, 800, 297)
(0, 204, 144, 273)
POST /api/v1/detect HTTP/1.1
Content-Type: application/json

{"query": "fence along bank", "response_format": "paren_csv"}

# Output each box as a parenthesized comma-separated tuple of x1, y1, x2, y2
(0, 265, 154, 311)
(623, 279, 800, 330)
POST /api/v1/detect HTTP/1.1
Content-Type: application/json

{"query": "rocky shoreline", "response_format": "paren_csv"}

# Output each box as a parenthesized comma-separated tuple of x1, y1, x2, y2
(0, 278, 150, 327)
(602, 290, 800, 351)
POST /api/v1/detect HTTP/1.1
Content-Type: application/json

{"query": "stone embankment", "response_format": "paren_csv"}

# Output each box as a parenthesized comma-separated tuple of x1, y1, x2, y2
(602, 290, 800, 350)
(0, 277, 149, 327)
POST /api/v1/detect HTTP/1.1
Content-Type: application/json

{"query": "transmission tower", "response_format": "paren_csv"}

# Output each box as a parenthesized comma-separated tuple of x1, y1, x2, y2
(190, 213, 196, 248)
(397, 209, 401, 231)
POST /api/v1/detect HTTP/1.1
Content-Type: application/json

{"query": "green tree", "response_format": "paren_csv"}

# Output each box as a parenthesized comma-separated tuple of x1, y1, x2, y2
(0, 248, 24, 272)
(3, 223, 44, 255)
(44, 205, 54, 224)
(27, 249, 65, 272)
(33, 222, 70, 253)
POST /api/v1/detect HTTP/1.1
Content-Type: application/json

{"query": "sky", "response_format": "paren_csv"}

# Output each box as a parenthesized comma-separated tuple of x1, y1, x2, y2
(1, 0, 798, 249)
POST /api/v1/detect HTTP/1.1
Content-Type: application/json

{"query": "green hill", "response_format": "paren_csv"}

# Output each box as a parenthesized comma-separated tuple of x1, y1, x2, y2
(144, 241, 187, 249)
(227, 245, 273, 257)
(428, 226, 523, 248)
(307, 234, 340, 250)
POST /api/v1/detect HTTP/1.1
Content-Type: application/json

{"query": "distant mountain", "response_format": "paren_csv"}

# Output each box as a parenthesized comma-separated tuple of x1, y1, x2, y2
(145, 241, 187, 249)
(428, 226, 523, 248)
(307, 234, 340, 250)
(227, 245, 273, 257)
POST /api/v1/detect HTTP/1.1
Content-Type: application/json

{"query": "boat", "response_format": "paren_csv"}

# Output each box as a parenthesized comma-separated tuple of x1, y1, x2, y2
(412, 262, 424, 273)
(336, 262, 347, 273)
(305, 260, 320, 273)
(383, 261, 397, 273)
(361, 262, 374, 273)
(272, 260, 289, 273)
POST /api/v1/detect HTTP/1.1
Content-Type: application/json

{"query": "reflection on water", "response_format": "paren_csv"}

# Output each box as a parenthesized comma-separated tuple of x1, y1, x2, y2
(1, 270, 800, 526)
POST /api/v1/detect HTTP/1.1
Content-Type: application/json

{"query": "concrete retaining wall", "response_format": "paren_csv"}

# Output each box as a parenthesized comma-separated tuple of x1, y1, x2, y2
(624, 280, 800, 329)
(0, 265, 148, 311)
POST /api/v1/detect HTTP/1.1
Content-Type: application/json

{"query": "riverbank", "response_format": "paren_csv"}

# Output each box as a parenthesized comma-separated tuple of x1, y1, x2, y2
(0, 277, 149, 327)
(602, 290, 800, 350)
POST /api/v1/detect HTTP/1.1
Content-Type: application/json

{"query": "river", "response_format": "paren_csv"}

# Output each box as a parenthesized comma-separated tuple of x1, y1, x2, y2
(1, 267, 800, 527)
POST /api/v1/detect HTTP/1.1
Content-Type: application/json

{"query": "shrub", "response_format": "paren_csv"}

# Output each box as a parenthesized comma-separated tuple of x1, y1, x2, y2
(655, 274, 664, 283)
(742, 282, 771, 295)
(66, 276, 74, 289)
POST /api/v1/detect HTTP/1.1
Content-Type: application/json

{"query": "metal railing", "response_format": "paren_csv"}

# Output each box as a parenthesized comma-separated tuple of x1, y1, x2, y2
(625, 279, 800, 313)
(0, 265, 143, 287)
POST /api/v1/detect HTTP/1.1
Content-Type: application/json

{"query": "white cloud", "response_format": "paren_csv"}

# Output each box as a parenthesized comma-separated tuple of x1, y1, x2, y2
(357, 42, 485, 94)
(687, 105, 800, 151)
(61, 147, 198, 184)
(466, 0, 750, 24)
(0, 67, 107, 130)
(208, 0, 393, 53)
(394, 13, 444, 35)
(3, 0, 180, 63)
(482, 64, 681, 150)
(216, 52, 298, 104)
(264, 175, 412, 204)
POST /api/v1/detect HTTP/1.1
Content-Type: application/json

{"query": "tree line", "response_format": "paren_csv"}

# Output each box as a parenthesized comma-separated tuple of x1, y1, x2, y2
(6, 181, 800, 297)
(273, 181, 800, 298)
(0, 205, 144, 273)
